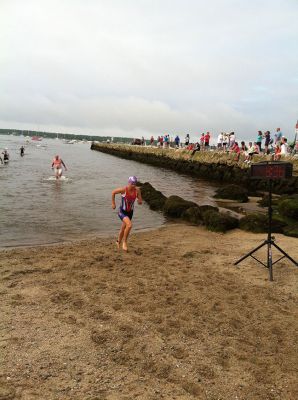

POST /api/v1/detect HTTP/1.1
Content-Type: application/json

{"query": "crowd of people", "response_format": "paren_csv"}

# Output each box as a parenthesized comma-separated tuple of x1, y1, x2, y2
(140, 128, 298, 163)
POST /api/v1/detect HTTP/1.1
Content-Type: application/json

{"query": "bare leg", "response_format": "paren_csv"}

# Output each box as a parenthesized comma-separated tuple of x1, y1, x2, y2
(122, 217, 132, 251)
(117, 221, 126, 249)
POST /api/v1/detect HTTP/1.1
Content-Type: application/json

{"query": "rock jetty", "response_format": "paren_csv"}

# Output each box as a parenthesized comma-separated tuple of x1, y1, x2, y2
(91, 143, 298, 195)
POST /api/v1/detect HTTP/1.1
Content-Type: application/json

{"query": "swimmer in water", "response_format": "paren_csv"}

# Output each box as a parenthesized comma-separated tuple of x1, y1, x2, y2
(111, 176, 142, 252)
(2, 149, 9, 163)
(51, 155, 67, 179)
(20, 146, 25, 156)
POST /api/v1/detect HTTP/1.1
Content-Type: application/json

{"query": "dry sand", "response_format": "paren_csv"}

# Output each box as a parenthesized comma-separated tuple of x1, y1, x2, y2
(0, 224, 297, 400)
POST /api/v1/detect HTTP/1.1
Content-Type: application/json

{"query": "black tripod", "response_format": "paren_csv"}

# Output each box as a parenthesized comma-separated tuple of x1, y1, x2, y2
(234, 179, 297, 281)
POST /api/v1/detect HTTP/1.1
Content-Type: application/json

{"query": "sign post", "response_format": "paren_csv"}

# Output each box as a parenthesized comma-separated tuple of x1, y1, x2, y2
(234, 161, 297, 281)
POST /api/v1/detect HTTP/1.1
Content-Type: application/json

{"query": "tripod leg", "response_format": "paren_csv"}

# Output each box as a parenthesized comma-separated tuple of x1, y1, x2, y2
(271, 242, 298, 267)
(268, 242, 273, 281)
(234, 241, 267, 265)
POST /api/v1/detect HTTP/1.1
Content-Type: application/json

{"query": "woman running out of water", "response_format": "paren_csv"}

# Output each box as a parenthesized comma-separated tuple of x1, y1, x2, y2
(51, 155, 67, 179)
(111, 176, 142, 252)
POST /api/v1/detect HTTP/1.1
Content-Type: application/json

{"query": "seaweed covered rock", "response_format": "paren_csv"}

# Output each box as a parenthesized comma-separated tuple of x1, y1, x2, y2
(198, 205, 219, 214)
(202, 210, 239, 232)
(164, 196, 199, 218)
(283, 223, 298, 238)
(239, 213, 286, 233)
(257, 194, 279, 207)
(182, 206, 203, 224)
(277, 195, 298, 219)
(138, 182, 167, 211)
(214, 184, 249, 202)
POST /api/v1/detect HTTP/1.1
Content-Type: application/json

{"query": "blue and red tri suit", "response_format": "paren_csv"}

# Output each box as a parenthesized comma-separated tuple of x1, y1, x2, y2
(118, 186, 137, 221)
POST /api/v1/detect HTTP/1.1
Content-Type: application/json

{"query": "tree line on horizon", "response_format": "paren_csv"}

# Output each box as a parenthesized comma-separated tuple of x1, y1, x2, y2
(0, 128, 134, 144)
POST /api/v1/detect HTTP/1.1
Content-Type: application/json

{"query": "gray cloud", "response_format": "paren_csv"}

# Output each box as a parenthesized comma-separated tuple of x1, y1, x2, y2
(0, 0, 297, 141)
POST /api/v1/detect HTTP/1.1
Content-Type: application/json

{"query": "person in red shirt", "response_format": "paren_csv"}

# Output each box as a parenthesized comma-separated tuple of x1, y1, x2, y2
(204, 132, 211, 149)
(231, 142, 241, 161)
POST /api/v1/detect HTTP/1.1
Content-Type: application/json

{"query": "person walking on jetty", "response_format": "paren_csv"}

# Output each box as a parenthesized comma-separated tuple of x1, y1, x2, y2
(51, 155, 67, 179)
(112, 176, 142, 252)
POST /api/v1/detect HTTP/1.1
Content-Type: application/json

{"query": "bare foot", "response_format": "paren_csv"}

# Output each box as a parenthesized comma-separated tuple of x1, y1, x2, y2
(122, 242, 128, 252)
(116, 240, 120, 250)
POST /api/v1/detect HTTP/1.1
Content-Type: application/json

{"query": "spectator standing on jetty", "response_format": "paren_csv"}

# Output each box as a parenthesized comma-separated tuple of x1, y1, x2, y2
(256, 131, 263, 152)
(229, 132, 235, 148)
(200, 133, 205, 149)
(174, 135, 180, 148)
(281, 138, 289, 155)
(185, 134, 190, 146)
(274, 128, 283, 145)
(264, 131, 271, 154)
(222, 133, 228, 151)
(204, 132, 211, 149)
(112, 176, 142, 252)
(150, 135, 154, 146)
(217, 133, 223, 149)
(164, 134, 169, 148)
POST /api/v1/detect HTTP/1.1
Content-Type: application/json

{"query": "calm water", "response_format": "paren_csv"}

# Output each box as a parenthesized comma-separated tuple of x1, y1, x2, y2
(0, 135, 219, 247)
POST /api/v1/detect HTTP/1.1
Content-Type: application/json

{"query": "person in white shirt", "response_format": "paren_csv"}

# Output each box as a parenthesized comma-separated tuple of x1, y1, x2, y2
(217, 133, 223, 149)
(222, 133, 228, 151)
(229, 132, 235, 148)
(280, 138, 288, 155)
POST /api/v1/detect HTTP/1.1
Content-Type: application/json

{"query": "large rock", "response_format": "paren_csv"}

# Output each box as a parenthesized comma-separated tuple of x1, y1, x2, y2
(199, 205, 219, 213)
(202, 210, 239, 232)
(164, 195, 199, 218)
(214, 184, 249, 202)
(138, 182, 167, 211)
(239, 213, 286, 233)
(277, 195, 298, 219)
(283, 223, 298, 238)
(182, 206, 203, 224)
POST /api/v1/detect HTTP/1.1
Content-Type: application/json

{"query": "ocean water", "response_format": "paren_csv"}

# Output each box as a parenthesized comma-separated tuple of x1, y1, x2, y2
(0, 135, 219, 247)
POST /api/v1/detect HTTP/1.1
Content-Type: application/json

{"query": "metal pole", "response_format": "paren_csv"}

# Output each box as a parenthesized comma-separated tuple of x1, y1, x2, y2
(268, 179, 273, 281)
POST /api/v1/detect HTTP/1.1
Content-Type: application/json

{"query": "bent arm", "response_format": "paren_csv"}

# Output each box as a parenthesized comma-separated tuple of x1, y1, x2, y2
(111, 187, 125, 208)
(61, 160, 67, 169)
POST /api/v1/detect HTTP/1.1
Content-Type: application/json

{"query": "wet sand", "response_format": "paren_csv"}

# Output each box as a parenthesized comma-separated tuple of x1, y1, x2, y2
(0, 224, 297, 400)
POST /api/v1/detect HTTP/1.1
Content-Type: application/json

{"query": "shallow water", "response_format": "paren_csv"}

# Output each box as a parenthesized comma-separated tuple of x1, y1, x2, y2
(0, 135, 219, 247)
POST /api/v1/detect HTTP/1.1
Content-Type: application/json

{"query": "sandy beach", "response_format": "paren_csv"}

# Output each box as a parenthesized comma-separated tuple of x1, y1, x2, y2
(1, 224, 297, 400)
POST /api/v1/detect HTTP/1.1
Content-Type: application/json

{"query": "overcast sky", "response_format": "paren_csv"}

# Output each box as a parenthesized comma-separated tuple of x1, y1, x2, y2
(1, 0, 297, 140)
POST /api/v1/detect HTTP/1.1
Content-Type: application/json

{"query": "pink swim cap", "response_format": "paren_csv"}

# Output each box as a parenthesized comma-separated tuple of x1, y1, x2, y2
(128, 176, 138, 184)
